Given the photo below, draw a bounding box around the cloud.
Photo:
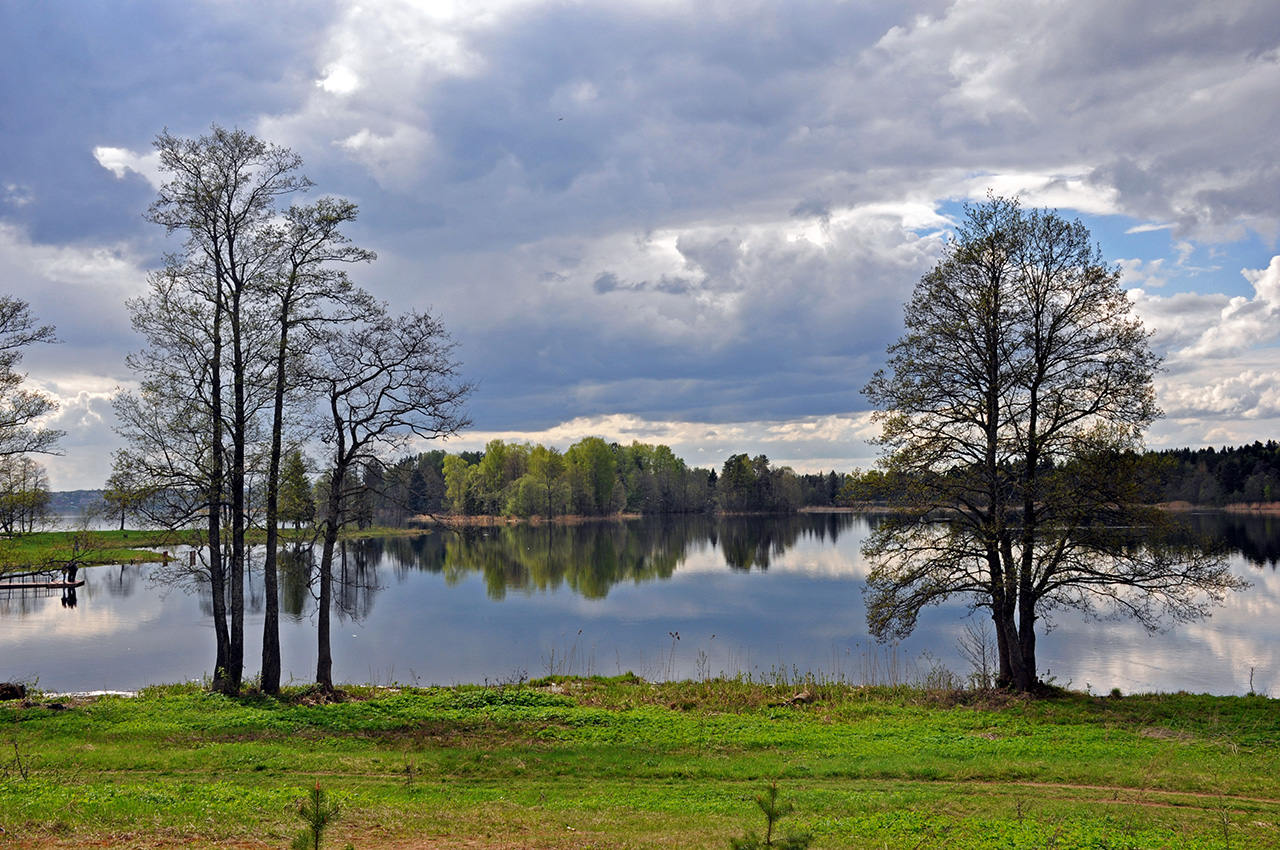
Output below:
[0,224,146,488]
[335,125,435,186]
[317,64,361,96]
[1117,258,1168,289]
[434,411,880,474]
[3,183,33,208]
[960,171,1121,216]
[414,201,942,433]
[5,0,1280,489]
[1132,257,1280,448]
[1178,256,1280,359]
[869,0,1280,240]
[93,147,164,188]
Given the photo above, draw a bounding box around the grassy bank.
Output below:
[0,529,180,572]
[0,526,433,573]
[2,678,1278,849]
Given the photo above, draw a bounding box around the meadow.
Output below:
[2,676,1278,849]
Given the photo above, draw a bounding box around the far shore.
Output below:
[5,501,1275,573]
[1160,500,1280,515]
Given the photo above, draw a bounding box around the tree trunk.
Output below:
[260,307,292,696]
[316,523,336,693]
[227,288,246,692]
[208,312,233,695]
[999,535,1035,692]
[316,451,346,694]
[986,547,1014,687]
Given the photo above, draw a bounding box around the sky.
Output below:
[2,0,1279,491]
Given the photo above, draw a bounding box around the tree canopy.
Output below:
[862,195,1243,692]
[0,295,61,462]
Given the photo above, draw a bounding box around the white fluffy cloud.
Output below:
[5,0,1280,486]
[1135,256,1280,362]
[92,147,164,189]
[1132,256,1280,447]
[439,411,880,473]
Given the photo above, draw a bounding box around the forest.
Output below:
[1154,440,1280,506]
[837,442,1280,514]
[300,439,1280,529]
[327,438,847,526]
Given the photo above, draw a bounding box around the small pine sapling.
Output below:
[729,782,811,849]
[292,782,340,850]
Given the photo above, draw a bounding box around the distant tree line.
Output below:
[845,441,1280,508]
[1154,441,1280,506]
[280,438,851,525]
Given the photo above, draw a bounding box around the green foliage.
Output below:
[5,681,1280,847]
[1156,440,1280,505]
[279,449,316,530]
[0,455,51,534]
[730,782,811,849]
[291,782,339,850]
[446,686,574,709]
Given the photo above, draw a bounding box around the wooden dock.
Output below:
[0,579,85,590]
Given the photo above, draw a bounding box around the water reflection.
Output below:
[365,513,859,597]
[2,511,1278,695]
[1182,512,1280,569]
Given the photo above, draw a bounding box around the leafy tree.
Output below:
[278,448,315,531]
[506,445,571,518]
[99,467,159,531]
[0,296,61,461]
[1155,441,1280,505]
[442,453,480,514]
[0,456,51,534]
[565,436,618,515]
[862,195,1243,692]
[719,454,755,512]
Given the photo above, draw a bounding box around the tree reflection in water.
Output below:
[5,511,1280,695]
[365,514,856,600]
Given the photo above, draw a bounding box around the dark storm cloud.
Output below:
[0,1,335,247]
[3,0,1280,486]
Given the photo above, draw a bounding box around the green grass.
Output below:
[0,526,434,572]
[2,678,1278,848]
[0,528,180,571]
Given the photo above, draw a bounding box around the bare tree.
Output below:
[306,303,471,692]
[257,199,374,695]
[119,125,307,694]
[863,195,1244,692]
[0,295,62,460]
[115,265,238,683]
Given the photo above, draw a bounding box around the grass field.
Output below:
[2,676,1278,849]
[0,526,431,573]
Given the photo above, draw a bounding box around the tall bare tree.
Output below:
[120,126,310,693]
[258,199,374,695]
[863,195,1243,692]
[307,303,471,692]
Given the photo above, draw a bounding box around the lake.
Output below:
[3,512,1278,696]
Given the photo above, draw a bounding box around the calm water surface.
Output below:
[3,512,1277,695]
